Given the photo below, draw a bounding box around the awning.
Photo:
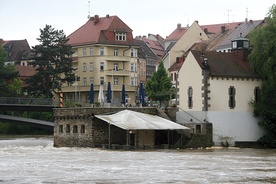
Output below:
[95,110,190,130]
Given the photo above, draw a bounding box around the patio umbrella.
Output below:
[121,84,126,107]
[107,82,112,103]
[89,83,94,106]
[139,82,145,106]
[98,85,104,106]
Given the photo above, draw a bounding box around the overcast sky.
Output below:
[1,0,274,47]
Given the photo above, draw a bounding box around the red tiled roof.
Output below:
[68,15,136,46]
[141,37,165,57]
[166,22,242,42]
[201,22,242,34]
[165,27,188,41]
[15,65,37,77]
[15,65,37,87]
[191,50,257,78]
[168,57,184,72]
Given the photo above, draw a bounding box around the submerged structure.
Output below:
[53,107,213,149]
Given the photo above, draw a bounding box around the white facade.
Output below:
[177,51,265,146]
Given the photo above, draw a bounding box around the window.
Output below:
[81,125,85,133]
[83,63,87,72]
[114,63,118,71]
[100,77,104,85]
[89,62,93,71]
[100,47,104,55]
[130,63,134,72]
[130,78,134,86]
[171,73,173,81]
[115,32,126,41]
[188,87,193,109]
[100,62,104,71]
[83,48,86,56]
[130,49,137,57]
[89,48,93,56]
[90,77,94,85]
[114,48,118,56]
[114,77,118,85]
[196,125,201,134]
[73,125,78,133]
[229,86,236,109]
[59,125,63,133]
[83,77,87,86]
[254,87,261,103]
[66,124,70,133]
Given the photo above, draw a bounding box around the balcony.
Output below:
[105,69,130,76]
[105,56,130,62]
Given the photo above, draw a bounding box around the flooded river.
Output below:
[0,136,275,184]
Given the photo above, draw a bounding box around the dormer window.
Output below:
[115,32,126,41]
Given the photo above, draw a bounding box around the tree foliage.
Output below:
[145,61,173,106]
[249,4,276,147]
[0,43,19,97]
[26,25,75,98]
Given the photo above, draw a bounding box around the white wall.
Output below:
[178,52,203,111]
[176,111,265,146]
[209,78,261,112]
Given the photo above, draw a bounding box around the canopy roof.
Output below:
[95,110,190,130]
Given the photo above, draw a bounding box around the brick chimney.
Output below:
[221,26,226,33]
[177,23,181,30]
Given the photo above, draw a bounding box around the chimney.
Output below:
[106,14,110,18]
[195,20,199,24]
[204,28,208,33]
[94,15,99,24]
[221,26,226,33]
[177,23,181,30]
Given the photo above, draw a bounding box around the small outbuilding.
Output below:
[95,110,190,149]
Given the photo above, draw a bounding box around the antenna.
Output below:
[227,10,232,24]
[87,1,91,19]
[246,7,250,21]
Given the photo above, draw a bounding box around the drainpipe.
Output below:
[123,46,131,56]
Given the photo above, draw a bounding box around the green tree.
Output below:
[26,25,75,98]
[8,78,23,96]
[249,4,276,147]
[145,61,173,107]
[0,43,19,97]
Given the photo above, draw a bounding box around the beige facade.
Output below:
[61,45,139,107]
[163,21,209,71]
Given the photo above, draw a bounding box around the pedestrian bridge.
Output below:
[0,97,56,131]
[0,114,53,131]
[0,97,59,112]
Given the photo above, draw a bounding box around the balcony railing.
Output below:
[61,84,137,93]
[105,69,130,76]
[105,56,130,62]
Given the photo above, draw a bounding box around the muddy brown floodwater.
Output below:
[0,137,275,183]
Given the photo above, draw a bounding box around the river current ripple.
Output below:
[0,137,275,184]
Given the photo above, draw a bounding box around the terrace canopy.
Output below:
[95,110,190,130]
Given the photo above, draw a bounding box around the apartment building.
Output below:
[62,15,139,106]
